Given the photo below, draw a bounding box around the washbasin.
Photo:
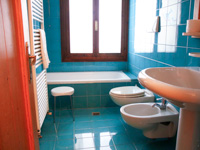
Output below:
[138,67,200,150]
[138,67,200,110]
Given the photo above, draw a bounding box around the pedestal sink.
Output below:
[138,67,200,150]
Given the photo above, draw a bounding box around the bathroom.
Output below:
[1,0,200,149]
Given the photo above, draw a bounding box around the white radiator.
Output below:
[36,70,49,128]
[27,0,49,134]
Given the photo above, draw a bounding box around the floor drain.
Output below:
[92,112,100,116]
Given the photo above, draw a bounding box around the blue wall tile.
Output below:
[87,84,101,96]
[101,95,117,107]
[128,0,200,77]
[74,97,87,109]
[73,84,87,96]
[101,83,114,95]
[88,96,101,108]
[177,0,190,25]
[47,81,138,109]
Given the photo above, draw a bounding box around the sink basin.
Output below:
[138,67,200,110]
[138,67,200,150]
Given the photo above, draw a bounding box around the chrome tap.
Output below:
[152,98,167,110]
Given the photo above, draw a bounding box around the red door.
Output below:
[0,0,38,149]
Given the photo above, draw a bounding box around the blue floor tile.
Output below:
[112,133,132,145]
[91,115,104,121]
[57,134,74,140]
[115,144,136,150]
[41,122,57,135]
[75,121,93,129]
[55,139,74,150]
[59,109,71,117]
[40,107,176,150]
[94,135,113,147]
[136,139,176,150]
[106,120,122,127]
[93,127,110,137]
[108,126,126,136]
[40,133,57,142]
[75,129,93,138]
[43,114,54,124]
[40,141,55,150]
[59,116,74,124]
[75,115,92,122]
[92,120,109,128]
[74,109,93,116]
[57,123,74,136]
[96,146,116,150]
[74,137,95,149]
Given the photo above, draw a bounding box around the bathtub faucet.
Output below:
[152,98,167,110]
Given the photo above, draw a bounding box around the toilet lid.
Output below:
[110,86,145,97]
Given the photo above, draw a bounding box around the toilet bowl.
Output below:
[120,103,179,138]
[109,86,155,106]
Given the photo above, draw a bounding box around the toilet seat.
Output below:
[109,92,145,98]
[109,86,155,106]
[110,86,145,97]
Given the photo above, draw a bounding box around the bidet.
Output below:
[120,103,179,139]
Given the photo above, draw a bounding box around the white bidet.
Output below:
[120,103,179,139]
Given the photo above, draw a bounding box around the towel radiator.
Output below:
[27,0,49,136]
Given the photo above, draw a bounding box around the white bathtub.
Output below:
[47,71,131,84]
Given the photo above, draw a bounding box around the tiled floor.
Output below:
[39,107,176,150]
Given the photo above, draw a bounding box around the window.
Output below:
[60,0,129,62]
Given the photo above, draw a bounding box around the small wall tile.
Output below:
[101,83,114,95]
[177,25,187,47]
[188,36,200,49]
[167,4,178,26]
[101,96,118,107]
[73,84,87,96]
[177,1,190,25]
[87,84,101,96]
[73,97,87,109]
[88,96,101,108]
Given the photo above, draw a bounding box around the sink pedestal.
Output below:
[176,108,200,150]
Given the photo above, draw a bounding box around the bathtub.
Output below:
[47,71,131,84]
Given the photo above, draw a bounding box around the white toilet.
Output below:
[109,86,155,106]
[120,103,179,139]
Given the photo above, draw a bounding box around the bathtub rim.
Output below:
[46,71,132,85]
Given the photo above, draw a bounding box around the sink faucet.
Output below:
[152,98,167,110]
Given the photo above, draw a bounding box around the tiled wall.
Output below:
[128,0,200,76]
[43,0,127,72]
[43,0,200,110]
[48,79,138,110]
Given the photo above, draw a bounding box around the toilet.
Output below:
[109,86,155,106]
[120,103,179,139]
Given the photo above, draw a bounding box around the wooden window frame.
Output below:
[60,0,129,62]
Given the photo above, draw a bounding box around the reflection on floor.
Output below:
[39,107,176,150]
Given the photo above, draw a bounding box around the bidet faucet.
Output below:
[152,98,167,110]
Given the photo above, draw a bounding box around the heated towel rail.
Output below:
[27,0,49,136]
